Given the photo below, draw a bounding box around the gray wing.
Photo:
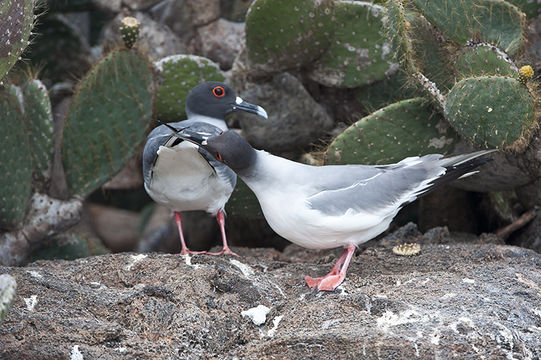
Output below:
[142,120,235,187]
[305,155,445,217]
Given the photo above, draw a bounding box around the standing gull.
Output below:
[175,126,494,290]
[142,82,267,255]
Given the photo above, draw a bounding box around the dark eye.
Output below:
[216,152,222,161]
[213,86,225,98]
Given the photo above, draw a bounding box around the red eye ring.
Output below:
[216,152,222,161]
[213,86,225,98]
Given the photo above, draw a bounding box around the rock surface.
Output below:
[1,226,541,359]
[234,73,334,153]
[195,19,245,70]
[103,12,187,61]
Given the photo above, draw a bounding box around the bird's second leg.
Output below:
[305,244,356,291]
[205,210,239,256]
[174,212,205,255]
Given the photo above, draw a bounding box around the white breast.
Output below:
[145,141,232,214]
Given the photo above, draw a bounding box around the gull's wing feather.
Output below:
[305,150,494,218]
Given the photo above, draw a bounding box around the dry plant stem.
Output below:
[495,208,537,240]
[0,193,82,266]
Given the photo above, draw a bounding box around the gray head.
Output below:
[186,82,267,120]
[179,129,257,173]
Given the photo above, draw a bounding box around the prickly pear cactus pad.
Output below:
[22,79,54,180]
[412,0,526,57]
[407,11,454,92]
[226,179,263,219]
[507,0,541,19]
[356,71,419,111]
[155,55,224,122]
[453,45,516,80]
[386,0,414,71]
[326,98,458,165]
[245,0,334,71]
[444,76,536,151]
[308,1,396,88]
[0,86,33,229]
[0,274,17,323]
[62,50,154,198]
[0,0,35,83]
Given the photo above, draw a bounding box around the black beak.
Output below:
[231,96,268,119]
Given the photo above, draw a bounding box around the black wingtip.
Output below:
[424,155,493,195]
[152,118,187,136]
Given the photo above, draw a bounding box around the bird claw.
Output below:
[179,249,206,256]
[305,273,345,292]
[204,247,239,256]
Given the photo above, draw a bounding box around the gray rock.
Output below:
[91,0,122,13]
[123,0,163,11]
[86,204,140,252]
[220,0,251,22]
[1,227,540,359]
[150,0,221,46]
[102,12,187,61]
[138,206,218,254]
[234,73,334,152]
[195,19,245,70]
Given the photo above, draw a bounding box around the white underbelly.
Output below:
[257,191,395,250]
[146,143,232,214]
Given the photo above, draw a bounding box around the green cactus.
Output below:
[518,65,534,85]
[62,49,154,198]
[22,79,54,182]
[326,98,458,165]
[245,0,334,71]
[407,11,455,92]
[453,44,516,80]
[30,233,109,261]
[0,85,33,229]
[155,55,225,122]
[507,0,541,19]
[24,14,92,84]
[386,0,415,73]
[412,0,526,57]
[0,274,17,323]
[356,71,419,112]
[226,179,263,219]
[444,76,536,151]
[308,1,396,88]
[0,0,36,83]
[120,17,140,49]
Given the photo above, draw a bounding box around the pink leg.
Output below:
[174,212,205,255]
[305,244,356,292]
[205,210,238,256]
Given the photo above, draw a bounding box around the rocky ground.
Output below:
[1,224,540,359]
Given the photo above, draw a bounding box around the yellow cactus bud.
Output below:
[120,17,140,49]
[518,65,534,85]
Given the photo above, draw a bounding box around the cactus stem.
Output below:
[413,72,445,110]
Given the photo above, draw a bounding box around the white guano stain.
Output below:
[241,305,270,326]
[24,295,38,312]
[70,345,83,360]
[230,259,255,279]
[125,254,147,271]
